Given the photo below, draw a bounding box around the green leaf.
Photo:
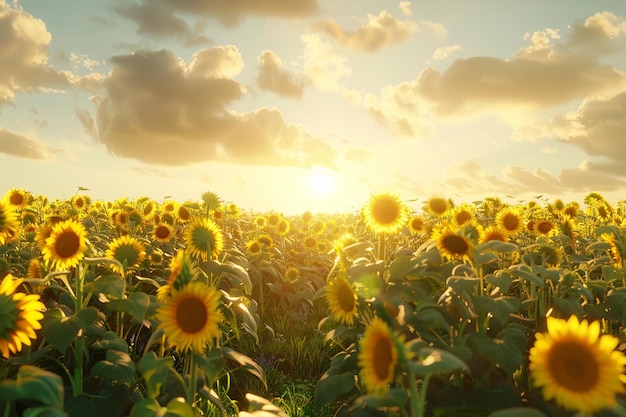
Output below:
[315,371,355,409]
[108,292,151,323]
[209,260,252,294]
[0,365,64,408]
[478,240,520,253]
[472,295,521,325]
[66,384,132,417]
[467,328,527,374]
[91,350,136,384]
[164,398,198,417]
[138,352,174,399]
[242,393,288,416]
[353,387,408,409]
[409,347,469,376]
[446,276,480,293]
[42,313,80,353]
[91,331,129,353]
[237,301,259,343]
[193,348,225,386]
[485,271,513,294]
[130,398,166,417]
[486,407,549,417]
[223,347,266,388]
[388,256,423,282]
[75,306,100,329]
[86,274,126,299]
[22,406,68,417]
[410,306,450,330]
[509,265,544,287]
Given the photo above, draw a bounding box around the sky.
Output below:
[2,0,626,215]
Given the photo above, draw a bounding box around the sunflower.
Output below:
[142,201,157,218]
[529,315,626,414]
[0,201,19,245]
[495,207,524,238]
[157,250,195,301]
[312,220,326,235]
[358,317,402,396]
[303,236,318,250]
[184,217,224,261]
[71,195,90,210]
[479,225,508,243]
[0,274,45,358]
[363,191,408,234]
[157,281,224,353]
[424,196,450,217]
[256,234,274,250]
[106,235,146,275]
[176,205,191,223]
[267,213,281,227]
[35,224,53,250]
[408,216,426,234]
[431,224,473,263]
[153,223,174,243]
[201,191,223,211]
[246,239,263,257]
[325,275,358,326]
[253,216,267,228]
[301,211,313,224]
[277,219,290,235]
[3,188,30,210]
[284,266,301,284]
[42,219,88,270]
[452,204,475,227]
[26,259,43,279]
[162,201,176,213]
[533,219,556,236]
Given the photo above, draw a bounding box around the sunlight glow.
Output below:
[307,167,337,196]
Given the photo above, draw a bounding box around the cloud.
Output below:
[116,0,320,32]
[0,2,74,108]
[0,127,56,160]
[114,1,212,46]
[549,92,626,175]
[256,50,307,98]
[94,48,337,168]
[301,32,351,91]
[314,10,417,52]
[432,45,461,60]
[347,11,626,135]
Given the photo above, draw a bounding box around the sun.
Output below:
[307,167,336,196]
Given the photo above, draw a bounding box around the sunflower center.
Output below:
[55,231,80,258]
[502,213,519,231]
[537,221,553,234]
[411,218,424,230]
[456,211,471,225]
[337,282,355,312]
[176,297,208,334]
[547,339,599,392]
[372,337,393,381]
[155,226,171,239]
[9,194,24,206]
[372,198,400,225]
[442,235,469,255]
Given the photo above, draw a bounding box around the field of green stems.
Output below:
[1,188,626,417]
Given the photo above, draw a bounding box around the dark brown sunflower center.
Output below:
[537,221,553,234]
[55,231,80,258]
[337,282,355,312]
[178,207,190,221]
[176,298,208,333]
[502,213,519,231]
[372,199,399,225]
[305,238,316,248]
[372,337,393,380]
[547,340,599,392]
[155,226,171,239]
[456,211,471,225]
[486,232,505,242]
[442,235,468,255]
[411,218,424,230]
[9,193,24,206]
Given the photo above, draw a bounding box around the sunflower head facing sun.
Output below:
[184,217,224,261]
[529,315,626,415]
[0,274,45,358]
[358,317,405,396]
[157,281,224,353]
[363,191,408,234]
[325,275,358,326]
[106,235,146,275]
[431,224,474,263]
[42,219,88,270]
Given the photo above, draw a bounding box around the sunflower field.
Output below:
[2,188,626,417]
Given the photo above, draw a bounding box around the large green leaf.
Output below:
[138,352,175,399]
[91,350,136,384]
[409,347,469,376]
[472,295,521,325]
[467,328,527,374]
[352,387,408,409]
[86,274,126,300]
[315,371,355,410]
[108,292,151,323]
[0,365,64,408]
[446,276,480,294]
[66,384,132,417]
[193,348,225,386]
[91,331,129,353]
[129,398,166,417]
[42,307,100,352]
[486,407,549,417]
[222,347,266,388]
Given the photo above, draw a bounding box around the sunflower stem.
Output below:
[73,263,85,397]
[186,350,197,405]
